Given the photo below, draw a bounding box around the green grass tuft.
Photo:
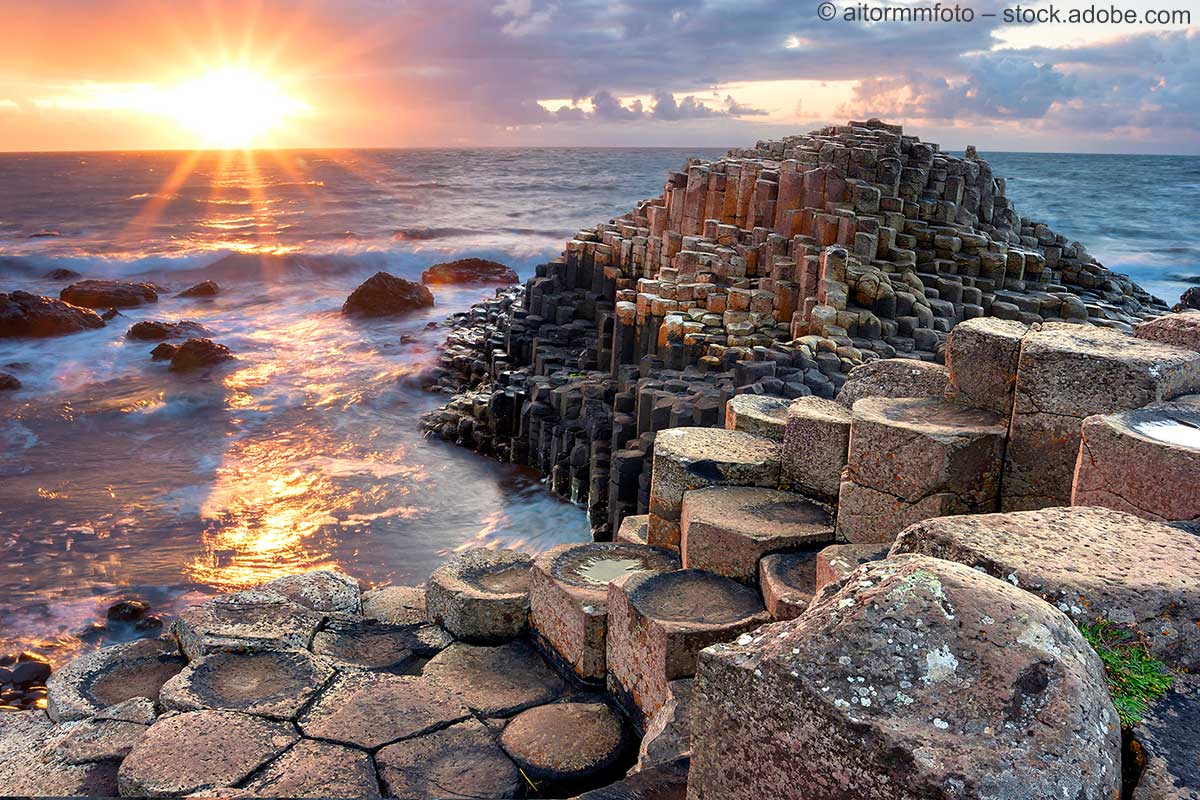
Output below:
[1079,620,1174,727]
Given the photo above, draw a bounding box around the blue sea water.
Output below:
[0,147,1196,660]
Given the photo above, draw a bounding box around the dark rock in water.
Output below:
[126,320,210,341]
[342,271,434,317]
[100,308,121,321]
[421,258,518,286]
[60,280,158,309]
[0,291,106,338]
[0,373,19,391]
[44,268,81,281]
[107,599,151,622]
[149,343,178,361]
[178,280,219,298]
[168,338,234,372]
[11,658,51,687]
[425,321,439,330]
[1174,287,1200,313]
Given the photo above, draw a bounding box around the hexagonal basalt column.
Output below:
[425,548,533,642]
[836,397,1007,543]
[499,702,629,793]
[240,739,381,798]
[945,317,1028,416]
[724,395,790,441]
[46,637,186,722]
[780,396,851,504]
[376,719,522,800]
[1072,396,1200,523]
[649,428,780,550]
[813,542,890,595]
[1004,324,1200,511]
[260,569,361,615]
[311,618,451,671]
[422,641,565,717]
[616,514,649,545]
[159,649,334,719]
[681,487,833,583]
[172,588,325,660]
[529,542,680,683]
[606,569,769,727]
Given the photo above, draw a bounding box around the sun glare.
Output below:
[166,68,308,149]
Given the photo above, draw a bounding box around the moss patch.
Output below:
[1079,621,1174,727]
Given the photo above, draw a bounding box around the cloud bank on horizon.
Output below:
[0,0,1195,153]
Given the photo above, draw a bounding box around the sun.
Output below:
[166,67,309,149]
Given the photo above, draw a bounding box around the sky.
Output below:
[0,0,1196,154]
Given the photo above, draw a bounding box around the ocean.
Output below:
[1,147,1197,661]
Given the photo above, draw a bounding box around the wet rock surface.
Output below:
[688,554,1121,800]
[160,649,334,719]
[117,710,297,796]
[60,279,159,309]
[125,319,210,341]
[178,280,220,298]
[376,718,522,800]
[0,371,20,390]
[168,337,235,372]
[0,290,106,338]
[499,702,629,790]
[421,258,519,286]
[422,641,565,717]
[343,271,434,316]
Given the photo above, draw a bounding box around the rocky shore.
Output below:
[3,121,1199,798]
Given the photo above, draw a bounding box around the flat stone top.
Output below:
[1103,396,1200,450]
[1134,311,1200,349]
[625,570,766,627]
[851,396,1006,435]
[434,547,532,598]
[499,702,626,779]
[683,487,832,539]
[786,395,851,423]
[655,427,780,464]
[540,542,680,599]
[950,316,1028,342]
[727,395,790,422]
[1025,322,1200,367]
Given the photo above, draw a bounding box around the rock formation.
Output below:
[343,271,434,316]
[60,280,159,309]
[421,258,519,286]
[1,291,105,338]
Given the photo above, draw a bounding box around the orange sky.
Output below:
[0,0,1196,153]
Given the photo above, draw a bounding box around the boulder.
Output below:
[45,267,82,280]
[1136,312,1200,351]
[149,342,177,361]
[649,427,780,549]
[529,542,680,682]
[46,637,185,722]
[891,506,1200,670]
[945,317,1028,415]
[606,569,770,726]
[499,702,629,791]
[239,739,381,798]
[159,649,334,718]
[117,710,297,796]
[1173,288,1200,314]
[342,271,434,316]
[780,396,851,503]
[724,395,789,441]
[376,718,522,800]
[1073,396,1200,522]
[125,319,210,341]
[422,641,565,717]
[1004,324,1200,510]
[178,280,220,298]
[0,372,20,391]
[311,618,450,670]
[0,291,105,338]
[297,671,470,749]
[361,584,427,625]
[680,486,833,583]
[421,258,519,286]
[172,587,325,660]
[168,338,235,372]
[60,279,158,309]
[425,547,532,641]
[615,514,649,545]
[688,554,1122,800]
[835,358,950,408]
